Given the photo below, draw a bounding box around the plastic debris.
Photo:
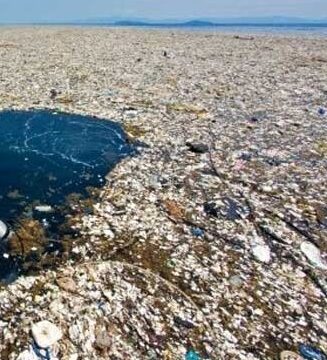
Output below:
[50,89,58,100]
[229,275,243,288]
[186,350,201,360]
[250,116,259,122]
[203,202,219,217]
[280,350,304,360]
[300,242,327,270]
[56,277,78,293]
[94,329,112,350]
[34,205,54,213]
[299,344,327,360]
[252,244,271,263]
[223,197,243,220]
[186,141,209,154]
[17,347,45,360]
[318,107,326,116]
[315,204,327,227]
[174,316,195,329]
[240,152,252,161]
[32,321,62,349]
[32,342,51,360]
[0,220,9,240]
[191,227,205,237]
[17,343,56,360]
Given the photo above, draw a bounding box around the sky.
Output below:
[0,0,326,23]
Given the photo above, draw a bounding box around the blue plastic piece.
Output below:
[32,341,51,360]
[191,227,205,237]
[299,344,327,360]
[318,107,326,116]
[186,350,201,360]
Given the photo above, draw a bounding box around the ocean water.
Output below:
[185,24,327,37]
[0,110,132,221]
[1,23,326,36]
[106,24,327,37]
[0,110,133,282]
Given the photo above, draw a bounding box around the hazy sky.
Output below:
[0,0,326,22]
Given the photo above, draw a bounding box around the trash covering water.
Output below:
[0,110,133,281]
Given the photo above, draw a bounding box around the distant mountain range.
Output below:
[73,16,327,27]
[3,16,326,26]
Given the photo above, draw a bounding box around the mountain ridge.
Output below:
[2,16,327,26]
[72,16,327,26]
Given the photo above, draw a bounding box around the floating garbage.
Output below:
[50,88,59,100]
[186,141,209,154]
[185,349,201,360]
[318,107,326,116]
[17,345,52,360]
[250,116,260,123]
[0,220,9,240]
[251,244,271,263]
[240,152,252,161]
[34,205,53,213]
[174,316,195,329]
[299,344,327,360]
[203,202,219,217]
[223,197,244,221]
[315,204,327,227]
[280,350,303,360]
[32,342,52,360]
[191,227,205,237]
[32,320,62,349]
[300,242,327,270]
[229,275,243,288]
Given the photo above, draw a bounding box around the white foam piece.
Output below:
[0,220,8,240]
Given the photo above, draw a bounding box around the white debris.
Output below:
[17,349,39,360]
[31,321,62,349]
[280,350,303,360]
[300,242,327,270]
[34,205,53,213]
[252,244,271,263]
[17,346,59,360]
[0,220,8,239]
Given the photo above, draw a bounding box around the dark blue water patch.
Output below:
[76,23,327,37]
[0,110,134,282]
